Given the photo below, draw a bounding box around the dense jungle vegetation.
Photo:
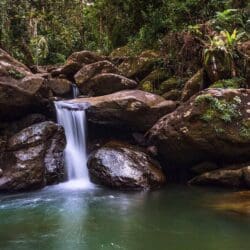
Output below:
[0,0,249,66]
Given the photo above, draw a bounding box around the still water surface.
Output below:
[0,184,249,250]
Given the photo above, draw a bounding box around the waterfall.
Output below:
[72,84,80,98]
[55,101,92,188]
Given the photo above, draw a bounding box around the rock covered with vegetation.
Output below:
[148,88,250,168]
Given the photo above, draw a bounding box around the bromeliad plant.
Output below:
[203,29,245,82]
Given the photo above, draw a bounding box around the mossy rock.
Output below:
[118,57,160,81]
[162,89,182,101]
[140,81,154,93]
[210,77,245,89]
[110,45,135,57]
[139,69,170,90]
[181,69,204,102]
[159,77,184,94]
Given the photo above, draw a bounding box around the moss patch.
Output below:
[7,69,25,79]
[210,77,245,89]
[195,94,242,123]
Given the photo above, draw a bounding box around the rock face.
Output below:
[52,50,105,78]
[0,121,66,191]
[67,90,177,132]
[88,141,166,190]
[47,77,72,97]
[148,88,250,167]
[0,49,50,121]
[77,73,138,96]
[74,60,120,91]
[189,163,250,188]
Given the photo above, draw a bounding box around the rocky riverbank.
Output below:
[0,44,249,192]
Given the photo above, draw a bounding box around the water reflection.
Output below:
[0,186,250,250]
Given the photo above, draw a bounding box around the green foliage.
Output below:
[0,0,247,65]
[211,77,245,88]
[195,94,241,123]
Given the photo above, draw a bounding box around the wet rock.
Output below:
[189,163,250,188]
[148,88,250,167]
[212,191,250,216]
[0,121,66,191]
[88,141,166,190]
[67,90,177,132]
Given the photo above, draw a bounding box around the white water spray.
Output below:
[55,102,92,188]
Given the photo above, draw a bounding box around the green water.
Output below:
[0,184,249,250]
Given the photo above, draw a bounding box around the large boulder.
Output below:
[88,141,166,190]
[51,50,105,79]
[0,49,50,121]
[76,73,138,96]
[74,60,120,90]
[64,90,177,132]
[0,121,66,191]
[148,88,250,167]
[47,77,72,97]
[189,162,250,188]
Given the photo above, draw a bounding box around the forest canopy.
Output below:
[0,0,249,65]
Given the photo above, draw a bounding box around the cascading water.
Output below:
[55,101,92,188]
[72,84,80,98]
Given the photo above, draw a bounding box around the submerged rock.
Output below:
[148,88,250,167]
[88,141,166,190]
[189,162,250,188]
[211,191,250,216]
[67,90,177,132]
[0,121,66,191]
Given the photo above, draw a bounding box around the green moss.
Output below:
[239,120,250,139]
[195,94,242,123]
[7,69,25,79]
[140,69,169,91]
[141,81,154,93]
[211,77,245,89]
[159,77,184,94]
